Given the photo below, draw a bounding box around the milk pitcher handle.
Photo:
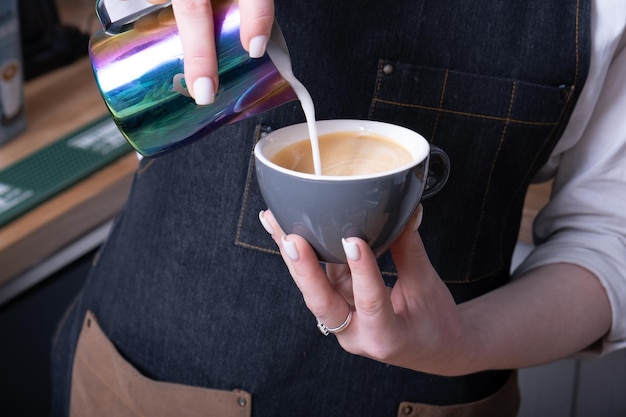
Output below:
[96,0,171,34]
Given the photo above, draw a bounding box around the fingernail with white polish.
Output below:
[342,238,360,262]
[258,210,274,235]
[281,236,299,261]
[248,35,268,58]
[413,204,424,231]
[193,77,215,105]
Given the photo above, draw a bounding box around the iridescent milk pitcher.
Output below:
[90,0,297,157]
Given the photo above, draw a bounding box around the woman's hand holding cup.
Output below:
[254,118,464,373]
[259,208,475,376]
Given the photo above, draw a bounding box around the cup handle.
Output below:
[422,145,450,199]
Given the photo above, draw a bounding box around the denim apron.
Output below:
[52,0,590,416]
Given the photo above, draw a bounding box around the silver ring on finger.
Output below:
[316,308,352,336]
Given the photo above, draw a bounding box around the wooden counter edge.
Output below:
[0,154,138,285]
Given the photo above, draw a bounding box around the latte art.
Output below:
[270,131,413,176]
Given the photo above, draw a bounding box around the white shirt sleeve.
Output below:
[513,1,626,356]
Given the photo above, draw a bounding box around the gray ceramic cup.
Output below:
[254,119,450,263]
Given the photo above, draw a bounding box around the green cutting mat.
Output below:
[0,116,133,227]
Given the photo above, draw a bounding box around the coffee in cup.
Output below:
[270,131,414,176]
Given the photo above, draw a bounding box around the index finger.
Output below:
[341,238,394,321]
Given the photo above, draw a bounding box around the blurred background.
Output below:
[0,1,624,416]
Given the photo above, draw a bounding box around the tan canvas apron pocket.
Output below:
[70,310,252,417]
[396,371,520,417]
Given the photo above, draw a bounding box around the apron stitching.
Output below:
[430,69,449,143]
[465,81,517,281]
[368,60,386,119]
[371,98,558,126]
[236,240,281,255]
[235,124,264,248]
[235,123,282,256]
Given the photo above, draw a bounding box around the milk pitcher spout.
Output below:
[90,0,297,157]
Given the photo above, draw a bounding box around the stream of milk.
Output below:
[265,29,322,175]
